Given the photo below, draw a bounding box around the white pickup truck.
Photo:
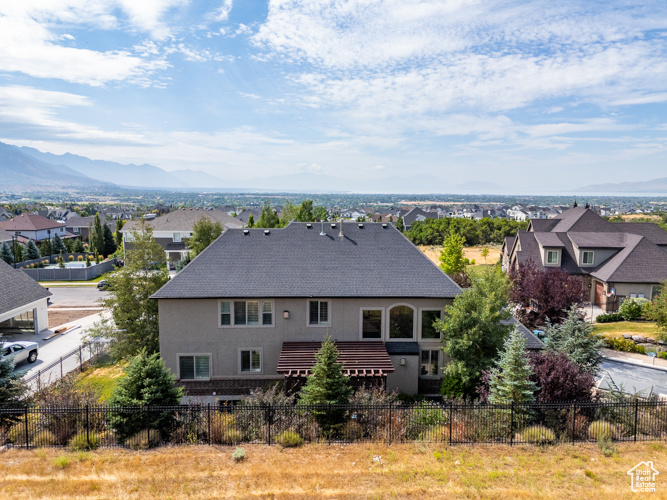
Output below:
[1,341,39,366]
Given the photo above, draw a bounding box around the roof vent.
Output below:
[264,229,270,235]
[243,229,249,235]
[320,220,326,236]
[358,223,364,228]
[331,223,336,229]
[306,223,312,228]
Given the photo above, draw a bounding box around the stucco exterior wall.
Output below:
[158,296,453,394]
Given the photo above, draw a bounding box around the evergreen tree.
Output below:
[545,306,605,374]
[63,237,74,253]
[25,240,40,260]
[58,251,65,268]
[114,219,124,246]
[107,350,184,442]
[0,242,13,264]
[435,266,512,397]
[439,232,469,275]
[488,328,538,406]
[40,238,52,257]
[247,213,255,228]
[296,199,315,222]
[92,213,105,256]
[52,233,66,254]
[299,336,352,436]
[256,201,280,228]
[313,206,328,221]
[0,338,28,426]
[14,243,25,263]
[73,238,85,253]
[396,216,404,232]
[186,216,223,256]
[102,223,117,256]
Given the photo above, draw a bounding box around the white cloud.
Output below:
[208,1,234,23]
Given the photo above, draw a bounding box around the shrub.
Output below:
[8,426,57,446]
[619,298,650,321]
[209,414,243,445]
[232,447,246,462]
[52,456,71,469]
[520,425,556,445]
[68,255,74,261]
[125,429,161,450]
[596,313,624,323]
[528,351,596,402]
[68,432,100,451]
[588,420,619,441]
[342,420,364,441]
[658,352,667,360]
[604,337,646,354]
[275,430,303,447]
[77,255,84,262]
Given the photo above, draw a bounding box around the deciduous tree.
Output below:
[186,216,223,256]
[439,232,469,275]
[528,351,596,402]
[296,200,315,222]
[256,201,280,228]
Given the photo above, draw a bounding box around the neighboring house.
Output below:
[0,214,72,243]
[0,210,12,222]
[402,208,438,231]
[0,260,51,335]
[152,221,463,398]
[234,209,260,225]
[503,206,667,312]
[65,216,115,241]
[122,208,243,267]
[0,227,13,245]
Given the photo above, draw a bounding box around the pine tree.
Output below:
[0,338,28,426]
[107,350,184,442]
[299,336,352,436]
[396,216,404,232]
[488,328,538,406]
[52,233,66,254]
[40,238,52,257]
[102,223,117,256]
[73,238,85,253]
[92,213,105,256]
[545,306,606,374]
[0,242,13,264]
[25,240,40,260]
[247,213,255,228]
[114,219,124,246]
[14,243,25,263]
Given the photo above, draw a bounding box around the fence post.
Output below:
[510,402,515,446]
[24,407,29,449]
[86,404,90,447]
[449,401,453,446]
[572,402,576,445]
[266,403,272,445]
[388,405,392,445]
[207,403,211,446]
[60,357,63,379]
[37,370,41,392]
[634,400,639,442]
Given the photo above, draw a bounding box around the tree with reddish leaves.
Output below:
[509,260,586,329]
[528,351,596,402]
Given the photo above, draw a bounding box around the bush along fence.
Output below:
[1,400,666,450]
[23,340,111,393]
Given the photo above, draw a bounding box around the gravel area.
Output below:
[48,309,102,328]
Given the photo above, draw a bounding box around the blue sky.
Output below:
[1,1,667,193]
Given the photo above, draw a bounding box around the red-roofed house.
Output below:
[0,214,71,243]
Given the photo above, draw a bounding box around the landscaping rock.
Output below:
[632,335,646,343]
[646,338,657,344]
[622,334,633,340]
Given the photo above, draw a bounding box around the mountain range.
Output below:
[576,178,667,194]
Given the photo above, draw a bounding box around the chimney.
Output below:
[339,218,343,238]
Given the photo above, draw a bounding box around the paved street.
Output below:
[45,286,109,307]
[597,358,667,398]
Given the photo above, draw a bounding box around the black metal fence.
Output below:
[1,400,666,449]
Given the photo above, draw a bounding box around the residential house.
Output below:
[65,216,115,241]
[151,221,463,398]
[402,208,439,231]
[0,214,73,244]
[503,206,667,312]
[122,207,243,267]
[0,260,51,335]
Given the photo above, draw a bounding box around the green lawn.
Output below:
[592,320,662,339]
[73,359,127,402]
[465,264,495,277]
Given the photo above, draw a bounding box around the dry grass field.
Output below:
[593,321,661,340]
[1,442,665,499]
[419,245,502,266]
[618,214,662,221]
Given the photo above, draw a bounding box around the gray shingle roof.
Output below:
[122,208,242,233]
[534,232,565,248]
[0,260,51,316]
[611,222,667,246]
[153,222,462,299]
[501,318,545,350]
[567,232,628,249]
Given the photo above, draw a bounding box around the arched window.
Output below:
[389,305,414,339]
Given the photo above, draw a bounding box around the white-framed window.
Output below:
[308,299,331,327]
[420,350,440,377]
[219,300,274,327]
[173,232,182,242]
[60,227,64,232]
[419,309,443,340]
[240,349,262,373]
[582,251,594,265]
[178,354,211,380]
[360,308,383,339]
[388,304,415,339]
[546,250,559,265]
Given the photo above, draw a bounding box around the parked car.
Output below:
[1,341,38,365]
[97,279,110,290]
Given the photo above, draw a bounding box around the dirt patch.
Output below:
[419,245,501,266]
[48,310,100,329]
